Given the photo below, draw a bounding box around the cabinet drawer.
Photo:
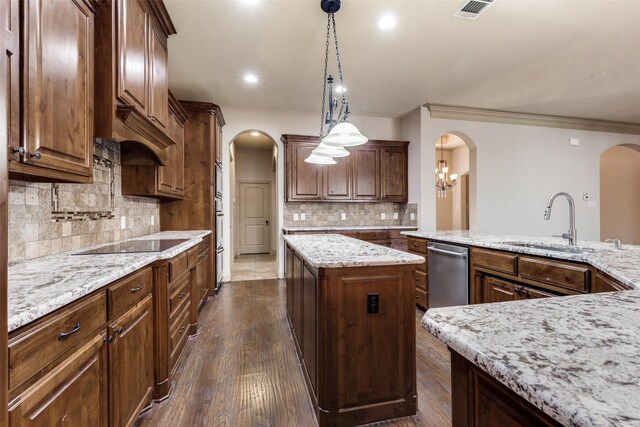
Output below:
[519,257,590,293]
[201,235,211,253]
[358,231,388,241]
[415,287,427,309]
[187,246,199,269]
[107,267,152,318]
[169,251,189,282]
[472,248,518,276]
[410,253,427,272]
[169,274,190,320]
[9,291,107,391]
[169,305,190,366]
[415,270,428,291]
[407,237,427,254]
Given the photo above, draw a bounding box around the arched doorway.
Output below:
[600,144,640,244]
[434,134,470,230]
[229,130,278,281]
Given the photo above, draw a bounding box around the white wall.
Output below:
[221,105,400,281]
[401,107,640,242]
[451,145,470,230]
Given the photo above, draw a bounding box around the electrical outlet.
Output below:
[293,213,299,221]
[301,213,306,221]
[393,212,399,220]
[120,216,126,230]
[381,213,386,220]
[341,213,346,220]
[367,293,379,314]
[150,215,155,226]
[410,213,416,221]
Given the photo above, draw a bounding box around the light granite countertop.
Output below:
[423,291,640,427]
[282,225,418,232]
[8,230,211,332]
[402,230,640,290]
[283,234,424,269]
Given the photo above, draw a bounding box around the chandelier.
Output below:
[435,136,458,198]
[305,0,368,165]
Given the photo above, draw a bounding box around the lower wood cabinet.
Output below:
[8,332,109,427]
[108,295,154,427]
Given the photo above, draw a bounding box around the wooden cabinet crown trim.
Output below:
[179,100,225,126]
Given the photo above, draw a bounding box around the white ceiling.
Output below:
[165,0,640,123]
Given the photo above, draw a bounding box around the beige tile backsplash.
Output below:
[283,202,417,228]
[8,139,160,263]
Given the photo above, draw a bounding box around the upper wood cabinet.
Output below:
[283,135,409,203]
[121,91,187,199]
[95,0,176,157]
[2,0,19,168]
[8,0,95,183]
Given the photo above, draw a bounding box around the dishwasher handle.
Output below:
[427,245,467,258]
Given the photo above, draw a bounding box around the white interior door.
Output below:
[239,182,270,254]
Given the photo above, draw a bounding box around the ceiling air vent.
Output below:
[453,0,494,20]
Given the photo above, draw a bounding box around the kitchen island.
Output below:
[405,230,640,426]
[283,234,424,427]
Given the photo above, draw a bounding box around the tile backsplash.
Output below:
[283,202,417,228]
[8,139,160,263]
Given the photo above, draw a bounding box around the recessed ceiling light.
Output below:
[251,131,260,137]
[244,73,258,84]
[239,0,259,4]
[378,14,396,30]
[335,85,346,94]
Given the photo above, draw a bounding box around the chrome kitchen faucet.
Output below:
[544,192,577,246]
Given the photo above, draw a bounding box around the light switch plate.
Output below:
[393,212,399,220]
[150,215,155,226]
[301,213,306,221]
[381,213,386,220]
[120,216,126,230]
[293,213,299,221]
[341,213,346,220]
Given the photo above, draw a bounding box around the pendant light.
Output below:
[305,0,368,165]
[435,136,458,198]
[304,153,337,165]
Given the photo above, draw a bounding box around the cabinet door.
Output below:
[117,0,149,113]
[481,276,521,303]
[285,245,294,321]
[215,121,222,165]
[174,120,186,195]
[323,154,351,200]
[288,143,323,201]
[352,146,380,200]
[8,333,108,427]
[381,147,407,202]
[23,0,94,177]
[1,0,19,164]
[198,250,211,305]
[109,295,154,427]
[292,253,304,350]
[148,20,168,130]
[157,109,176,194]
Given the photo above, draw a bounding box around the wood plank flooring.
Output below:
[136,280,451,427]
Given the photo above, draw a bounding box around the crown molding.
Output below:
[425,104,640,135]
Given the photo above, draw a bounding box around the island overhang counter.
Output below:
[283,234,424,427]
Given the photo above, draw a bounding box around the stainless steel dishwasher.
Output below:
[427,242,469,308]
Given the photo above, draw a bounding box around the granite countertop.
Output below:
[423,291,640,427]
[283,234,424,269]
[402,230,640,290]
[282,225,418,232]
[8,230,211,332]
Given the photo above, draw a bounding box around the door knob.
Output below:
[266,220,269,225]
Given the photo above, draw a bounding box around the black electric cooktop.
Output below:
[74,239,189,255]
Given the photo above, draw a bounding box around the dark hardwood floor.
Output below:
[136,280,451,427]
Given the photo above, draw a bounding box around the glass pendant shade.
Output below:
[312,142,350,158]
[321,122,368,147]
[304,153,337,165]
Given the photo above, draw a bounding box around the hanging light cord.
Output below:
[331,13,347,107]
[319,14,331,138]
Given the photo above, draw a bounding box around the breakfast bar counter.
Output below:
[283,234,423,426]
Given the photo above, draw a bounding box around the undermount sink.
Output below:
[502,242,596,254]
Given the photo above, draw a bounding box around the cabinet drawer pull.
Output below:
[415,294,420,300]
[130,285,143,293]
[114,326,124,336]
[58,322,81,341]
[179,327,185,335]
[179,292,185,299]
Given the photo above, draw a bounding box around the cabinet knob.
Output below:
[29,151,41,160]
[11,146,25,155]
[179,292,185,299]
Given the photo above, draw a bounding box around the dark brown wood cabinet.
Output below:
[9,0,95,183]
[95,0,176,156]
[283,135,409,203]
[284,242,417,426]
[108,295,154,427]
[122,91,187,199]
[8,332,109,427]
[408,237,428,309]
[161,101,225,295]
[593,271,631,293]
